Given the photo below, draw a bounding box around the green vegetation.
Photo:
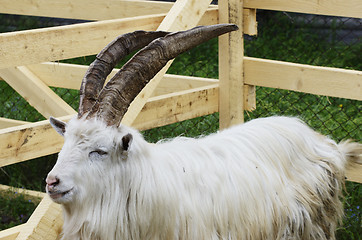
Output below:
[0,12,360,239]
[0,189,41,230]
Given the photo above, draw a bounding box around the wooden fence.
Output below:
[0,0,361,239]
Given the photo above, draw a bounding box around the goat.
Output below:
[46,24,361,240]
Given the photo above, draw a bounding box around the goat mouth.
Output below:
[48,188,73,200]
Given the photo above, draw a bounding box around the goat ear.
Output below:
[49,117,66,136]
[122,133,133,151]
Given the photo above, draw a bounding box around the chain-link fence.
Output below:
[0,6,361,239]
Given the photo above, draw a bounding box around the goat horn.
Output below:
[78,30,170,118]
[87,24,239,126]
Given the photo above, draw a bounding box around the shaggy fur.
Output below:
[46,116,361,240]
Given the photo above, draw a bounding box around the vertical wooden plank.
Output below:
[218,0,244,129]
[243,8,257,36]
[121,0,213,126]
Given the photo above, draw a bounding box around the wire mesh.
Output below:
[0,8,360,239]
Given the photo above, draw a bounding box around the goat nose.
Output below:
[46,175,60,186]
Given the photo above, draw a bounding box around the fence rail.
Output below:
[0,0,361,239]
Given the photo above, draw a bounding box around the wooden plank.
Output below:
[346,166,362,184]
[135,83,255,129]
[0,184,46,199]
[244,0,361,18]
[26,61,255,109]
[152,75,218,96]
[0,0,217,25]
[0,66,76,118]
[243,8,257,36]
[0,114,73,168]
[25,62,219,95]
[244,57,362,100]
[0,92,359,182]
[121,0,213,126]
[157,0,213,32]
[0,84,254,167]
[26,62,87,90]
[15,196,63,240]
[218,0,245,129]
[0,6,256,70]
[0,0,173,20]
[0,224,24,240]
[39,56,359,102]
[244,85,256,111]
[133,84,219,130]
[0,14,165,69]
[199,8,219,26]
[0,118,28,129]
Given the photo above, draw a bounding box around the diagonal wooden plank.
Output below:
[0,224,24,240]
[121,0,213,126]
[0,66,76,118]
[15,196,63,240]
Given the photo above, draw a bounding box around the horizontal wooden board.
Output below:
[244,57,362,100]
[244,0,361,18]
[0,0,218,23]
[0,0,173,20]
[25,62,255,108]
[0,118,28,129]
[0,115,72,168]
[0,111,360,184]
[0,14,165,69]
[0,84,219,166]
[0,6,260,69]
[153,75,218,96]
[25,62,218,95]
[0,184,46,198]
[0,82,252,168]
[133,84,219,130]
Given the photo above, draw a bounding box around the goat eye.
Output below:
[89,149,108,158]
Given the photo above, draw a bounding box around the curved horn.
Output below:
[78,30,169,118]
[88,24,239,126]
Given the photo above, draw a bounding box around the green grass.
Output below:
[0,12,360,238]
[0,189,41,230]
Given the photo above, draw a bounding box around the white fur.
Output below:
[46,116,359,240]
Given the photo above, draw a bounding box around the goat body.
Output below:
[47,116,361,240]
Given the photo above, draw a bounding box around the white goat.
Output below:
[46,25,361,240]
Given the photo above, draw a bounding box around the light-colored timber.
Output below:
[0,0,361,238]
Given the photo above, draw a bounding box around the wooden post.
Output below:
[218,0,244,129]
